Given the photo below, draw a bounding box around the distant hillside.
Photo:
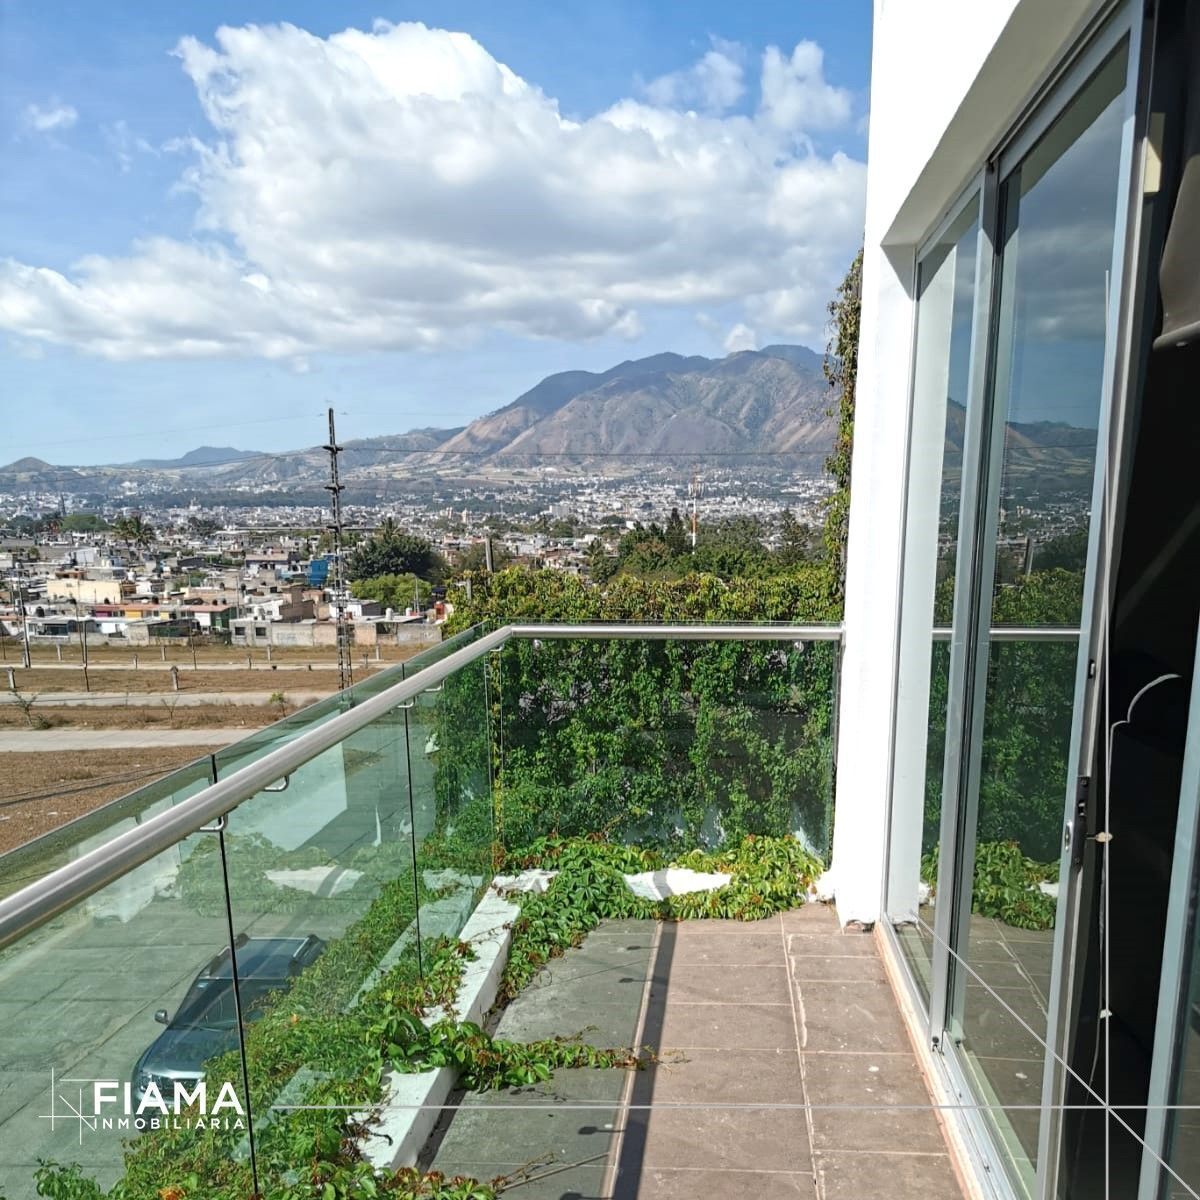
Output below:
[125,446,264,469]
[430,345,834,466]
[1,344,850,495]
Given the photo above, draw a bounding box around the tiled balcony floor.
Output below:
[427,907,966,1198]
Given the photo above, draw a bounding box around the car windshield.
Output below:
[169,979,279,1031]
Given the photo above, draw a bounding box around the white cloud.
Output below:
[103,120,156,172]
[24,101,78,133]
[642,37,746,113]
[0,21,865,361]
[723,322,757,352]
[759,42,851,133]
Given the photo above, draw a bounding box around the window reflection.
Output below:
[950,48,1128,1187]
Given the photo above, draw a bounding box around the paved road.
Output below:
[0,729,251,751]
[0,690,332,707]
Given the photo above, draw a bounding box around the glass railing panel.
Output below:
[215,697,420,1191]
[0,756,216,902]
[212,692,351,776]
[408,654,495,956]
[0,832,252,1199]
[0,630,485,898]
[496,636,837,858]
[348,622,486,703]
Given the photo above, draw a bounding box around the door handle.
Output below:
[1066,775,1090,867]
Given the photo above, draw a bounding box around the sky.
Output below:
[0,0,872,465]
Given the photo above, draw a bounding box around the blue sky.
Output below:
[1,1,871,464]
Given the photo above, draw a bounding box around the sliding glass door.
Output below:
[888,11,1142,1199]
[944,43,1130,1193]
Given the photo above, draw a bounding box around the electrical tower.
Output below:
[324,408,354,693]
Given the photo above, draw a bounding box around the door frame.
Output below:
[881,3,1153,1196]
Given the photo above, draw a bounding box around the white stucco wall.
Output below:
[830,0,1107,923]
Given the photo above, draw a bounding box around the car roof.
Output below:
[200,936,313,981]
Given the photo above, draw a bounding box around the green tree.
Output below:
[61,513,110,533]
[778,509,813,566]
[454,540,514,575]
[354,573,433,612]
[823,249,862,600]
[586,538,616,584]
[346,522,445,582]
[664,507,689,556]
[187,515,220,538]
[112,513,156,550]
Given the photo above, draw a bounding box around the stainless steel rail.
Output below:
[931,626,1081,641]
[510,623,844,640]
[0,622,843,951]
[0,626,504,951]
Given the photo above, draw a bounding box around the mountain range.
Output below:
[2,344,1098,502]
[0,344,837,493]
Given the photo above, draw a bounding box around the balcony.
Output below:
[0,625,965,1200]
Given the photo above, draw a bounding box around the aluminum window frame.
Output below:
[880,4,1146,1197]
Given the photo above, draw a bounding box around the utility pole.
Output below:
[13,565,32,670]
[324,407,354,693]
[74,596,90,693]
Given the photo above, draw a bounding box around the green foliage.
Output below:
[186,516,220,538]
[921,840,1057,930]
[355,573,433,612]
[491,636,835,852]
[112,513,156,549]
[925,567,1084,865]
[606,514,814,583]
[32,1159,496,1200]
[499,835,823,1000]
[60,513,110,533]
[347,519,444,584]
[664,507,688,556]
[778,509,814,567]
[452,542,514,575]
[823,250,862,597]
[446,564,839,631]
[443,570,839,856]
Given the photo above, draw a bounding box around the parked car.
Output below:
[133,933,325,1103]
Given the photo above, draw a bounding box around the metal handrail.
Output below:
[930,626,1081,641]
[0,621,843,951]
[510,622,843,640]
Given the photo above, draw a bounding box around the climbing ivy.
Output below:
[822,249,862,598]
[921,840,1057,931]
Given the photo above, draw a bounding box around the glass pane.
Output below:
[496,637,836,857]
[891,197,981,1003]
[0,835,252,1197]
[0,756,215,901]
[950,46,1128,1188]
[213,692,350,776]
[218,702,419,1192]
[1159,907,1200,1198]
[408,655,495,958]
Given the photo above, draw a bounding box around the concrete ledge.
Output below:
[361,880,521,1170]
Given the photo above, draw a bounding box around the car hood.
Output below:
[136,1024,238,1079]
